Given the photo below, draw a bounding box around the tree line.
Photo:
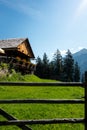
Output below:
[35,49,80,82]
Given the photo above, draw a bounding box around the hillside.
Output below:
[73,48,87,75]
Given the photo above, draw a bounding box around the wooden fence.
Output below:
[0,72,87,130]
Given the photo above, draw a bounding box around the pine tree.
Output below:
[35,56,43,78]
[63,50,74,82]
[52,49,62,80]
[35,53,50,79]
[74,62,80,82]
[49,61,55,79]
[42,53,50,79]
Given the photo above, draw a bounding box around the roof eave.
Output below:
[26,38,35,58]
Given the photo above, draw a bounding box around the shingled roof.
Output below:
[0,38,26,49]
[0,38,35,58]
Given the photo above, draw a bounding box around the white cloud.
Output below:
[60,50,67,56]
[0,0,42,19]
[49,46,86,59]
[60,49,75,56]
[71,46,85,54]
[18,3,42,19]
[60,47,85,56]
[78,46,84,50]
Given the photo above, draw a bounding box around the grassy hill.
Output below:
[0,74,84,130]
[0,72,57,82]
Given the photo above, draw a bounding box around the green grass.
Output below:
[0,74,85,130]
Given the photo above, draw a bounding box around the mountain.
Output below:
[73,48,87,75]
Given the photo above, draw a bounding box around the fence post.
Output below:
[85,71,87,130]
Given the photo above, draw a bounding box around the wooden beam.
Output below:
[0,118,84,126]
[0,99,84,104]
[0,82,83,87]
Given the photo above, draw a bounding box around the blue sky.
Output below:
[0,0,87,59]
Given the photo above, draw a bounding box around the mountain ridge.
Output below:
[73,48,87,75]
[73,48,87,57]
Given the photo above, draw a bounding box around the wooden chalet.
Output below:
[0,38,36,74]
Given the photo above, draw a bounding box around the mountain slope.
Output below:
[73,48,87,74]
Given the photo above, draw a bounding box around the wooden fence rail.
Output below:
[0,72,87,130]
[0,99,84,104]
[0,108,32,130]
[0,118,84,126]
[0,81,83,86]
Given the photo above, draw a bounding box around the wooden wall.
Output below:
[17,41,33,58]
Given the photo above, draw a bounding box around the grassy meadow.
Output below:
[0,74,85,130]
